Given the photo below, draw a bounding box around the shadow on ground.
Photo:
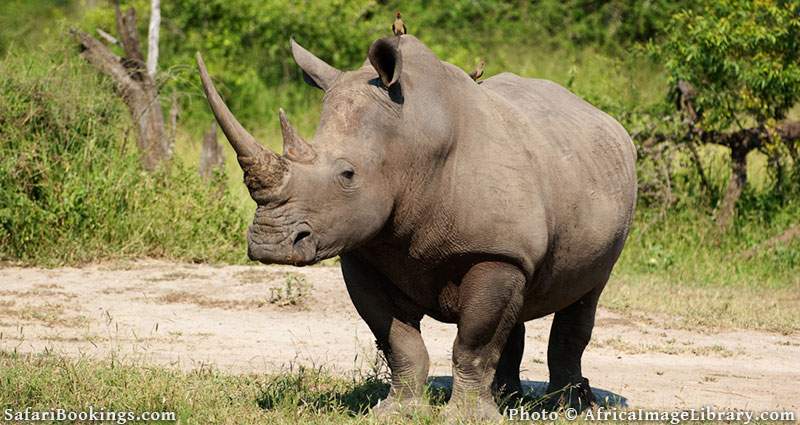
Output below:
[256,372,390,415]
[427,376,628,408]
[256,371,626,417]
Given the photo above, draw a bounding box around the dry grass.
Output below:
[0,288,76,300]
[0,302,88,328]
[234,269,281,284]
[154,291,265,310]
[99,285,138,295]
[144,271,210,282]
[602,274,800,334]
[595,336,738,357]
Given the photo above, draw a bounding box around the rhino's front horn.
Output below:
[196,52,279,166]
[279,108,316,163]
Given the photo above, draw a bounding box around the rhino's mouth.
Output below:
[247,222,318,266]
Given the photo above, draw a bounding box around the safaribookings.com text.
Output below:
[4,407,175,424]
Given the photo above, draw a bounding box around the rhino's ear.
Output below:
[291,38,341,91]
[368,37,402,88]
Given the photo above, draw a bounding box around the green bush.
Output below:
[0,43,248,265]
[653,0,800,131]
[0,0,75,54]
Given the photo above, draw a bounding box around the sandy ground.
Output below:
[1,260,798,412]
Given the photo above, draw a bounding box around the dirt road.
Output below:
[1,261,797,411]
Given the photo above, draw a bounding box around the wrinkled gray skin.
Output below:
[197,35,636,421]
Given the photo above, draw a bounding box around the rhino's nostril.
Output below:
[293,230,311,245]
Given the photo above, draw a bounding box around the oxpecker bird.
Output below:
[392,12,407,36]
[469,60,485,81]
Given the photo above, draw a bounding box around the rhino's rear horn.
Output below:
[196,52,280,168]
[279,108,316,163]
[291,38,341,91]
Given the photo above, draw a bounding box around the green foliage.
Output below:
[527,0,694,48]
[1,0,797,288]
[78,0,694,132]
[652,0,800,131]
[0,44,248,264]
[0,0,75,54]
[79,0,376,129]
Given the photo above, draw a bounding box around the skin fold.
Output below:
[197,34,637,422]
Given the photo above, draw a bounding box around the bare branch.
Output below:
[71,28,141,102]
[147,0,160,77]
[741,225,800,259]
[96,28,118,45]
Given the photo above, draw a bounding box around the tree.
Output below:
[71,0,169,171]
[653,0,800,228]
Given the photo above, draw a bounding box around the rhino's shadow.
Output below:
[426,376,628,408]
[257,375,626,417]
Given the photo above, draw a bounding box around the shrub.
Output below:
[0,43,248,264]
[654,0,800,131]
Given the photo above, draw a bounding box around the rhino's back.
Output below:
[481,72,636,183]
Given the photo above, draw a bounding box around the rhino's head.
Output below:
[197,36,459,266]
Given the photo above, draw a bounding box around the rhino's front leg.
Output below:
[444,261,526,423]
[340,254,430,417]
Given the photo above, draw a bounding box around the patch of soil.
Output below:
[0,260,797,411]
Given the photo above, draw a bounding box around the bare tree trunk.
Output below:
[686,139,712,198]
[716,144,748,229]
[72,3,169,171]
[147,0,160,78]
[199,122,224,181]
[168,93,179,157]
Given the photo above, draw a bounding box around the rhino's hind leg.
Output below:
[340,255,430,417]
[492,322,525,401]
[544,284,604,411]
[444,261,526,423]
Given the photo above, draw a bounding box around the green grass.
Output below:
[0,351,402,424]
[617,205,800,289]
[0,351,792,424]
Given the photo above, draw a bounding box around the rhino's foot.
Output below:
[370,395,430,419]
[441,397,502,424]
[543,377,597,412]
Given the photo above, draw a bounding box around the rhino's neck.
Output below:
[377,86,493,264]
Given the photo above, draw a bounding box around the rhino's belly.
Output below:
[518,226,629,321]
[358,200,631,324]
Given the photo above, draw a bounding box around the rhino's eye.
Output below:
[334,159,357,190]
